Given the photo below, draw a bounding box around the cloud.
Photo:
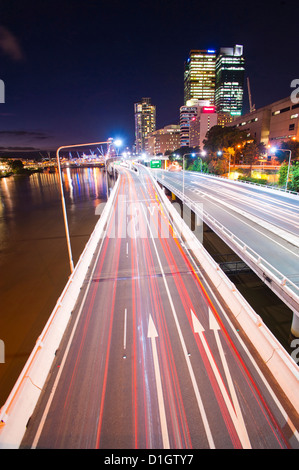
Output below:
[0,26,24,61]
[0,146,38,151]
[0,130,50,139]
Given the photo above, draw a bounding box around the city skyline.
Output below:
[0,0,298,152]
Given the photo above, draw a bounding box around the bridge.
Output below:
[0,163,298,448]
[151,168,299,337]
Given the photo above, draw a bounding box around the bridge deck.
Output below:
[17,166,299,449]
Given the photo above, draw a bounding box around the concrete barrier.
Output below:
[0,177,121,449]
[145,165,299,415]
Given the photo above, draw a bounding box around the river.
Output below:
[0,167,113,406]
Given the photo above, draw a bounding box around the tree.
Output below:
[278,163,287,186]
[290,163,299,192]
[278,161,299,191]
[242,141,259,174]
[7,159,24,173]
[280,140,299,161]
[203,125,247,154]
[208,156,226,175]
[188,158,209,172]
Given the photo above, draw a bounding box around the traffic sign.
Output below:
[150,160,161,169]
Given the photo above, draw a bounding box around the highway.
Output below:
[21,166,299,449]
[152,169,299,318]
[155,170,299,238]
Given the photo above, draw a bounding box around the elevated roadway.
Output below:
[151,169,299,336]
[9,165,297,449]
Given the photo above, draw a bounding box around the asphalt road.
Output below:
[21,167,299,449]
[153,170,299,292]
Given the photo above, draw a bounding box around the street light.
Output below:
[56,140,111,274]
[180,152,197,202]
[114,139,123,155]
[200,151,207,172]
[270,147,292,191]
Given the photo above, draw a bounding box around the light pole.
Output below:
[270,147,292,191]
[179,152,196,202]
[200,151,206,172]
[114,139,123,156]
[56,140,110,274]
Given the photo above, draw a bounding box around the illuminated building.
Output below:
[227,96,299,147]
[134,97,156,153]
[147,125,180,155]
[180,99,217,148]
[184,50,216,105]
[215,45,245,126]
[189,105,218,149]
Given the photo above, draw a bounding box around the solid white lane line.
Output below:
[141,202,215,449]
[147,315,170,449]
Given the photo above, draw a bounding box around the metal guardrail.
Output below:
[184,170,299,197]
[158,178,299,311]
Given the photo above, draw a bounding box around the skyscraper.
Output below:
[180,99,217,148]
[134,97,156,154]
[184,50,216,105]
[215,45,245,126]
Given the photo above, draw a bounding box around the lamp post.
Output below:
[114,139,123,156]
[270,147,292,191]
[180,152,196,202]
[56,140,110,274]
[200,151,206,172]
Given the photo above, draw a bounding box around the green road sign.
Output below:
[150,159,161,169]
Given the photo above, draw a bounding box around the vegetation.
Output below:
[167,127,299,192]
[0,158,41,177]
[278,161,299,192]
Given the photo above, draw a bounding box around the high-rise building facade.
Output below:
[147,125,180,155]
[215,45,245,126]
[134,97,156,154]
[180,102,200,147]
[184,50,216,105]
[180,99,216,148]
[189,105,218,149]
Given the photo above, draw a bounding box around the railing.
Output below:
[183,170,299,197]
[158,178,299,310]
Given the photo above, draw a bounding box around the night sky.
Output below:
[0,0,298,152]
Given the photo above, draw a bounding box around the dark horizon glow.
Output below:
[0,0,298,152]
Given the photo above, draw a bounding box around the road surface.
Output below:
[21,166,299,449]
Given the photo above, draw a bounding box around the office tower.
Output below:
[180,99,215,147]
[215,45,245,126]
[147,125,180,155]
[134,97,156,154]
[180,101,199,147]
[184,49,216,105]
[189,105,218,149]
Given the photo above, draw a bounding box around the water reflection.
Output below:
[0,167,110,405]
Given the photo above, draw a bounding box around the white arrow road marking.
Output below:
[142,203,215,449]
[191,309,251,449]
[147,315,170,449]
[208,308,251,448]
